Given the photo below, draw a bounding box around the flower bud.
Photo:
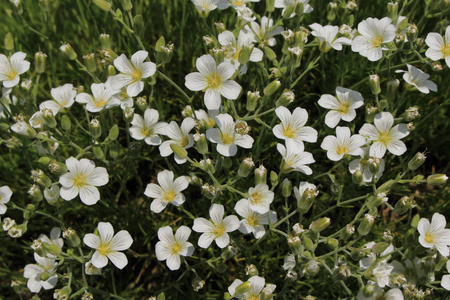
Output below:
[333,264,351,280]
[100,33,111,49]
[270,171,278,187]
[426,174,448,186]
[263,46,277,61]
[2,217,15,231]
[171,144,188,159]
[404,106,420,121]
[379,99,388,109]
[194,133,208,154]
[108,124,119,140]
[48,160,68,175]
[369,74,381,95]
[123,106,135,123]
[408,152,426,171]
[11,121,37,138]
[28,184,43,201]
[31,169,52,188]
[352,169,363,185]
[238,157,254,177]
[108,65,116,76]
[377,179,395,193]
[90,118,102,139]
[394,195,416,215]
[235,281,252,295]
[254,165,267,185]
[281,178,292,197]
[340,224,355,240]
[266,0,275,12]
[327,2,338,21]
[406,23,418,43]
[293,223,304,235]
[191,277,205,291]
[387,2,398,22]
[35,52,47,73]
[44,184,60,205]
[23,203,35,220]
[365,105,378,123]
[199,159,215,173]
[61,115,71,132]
[31,239,47,257]
[210,48,224,63]
[246,264,258,276]
[83,53,97,72]
[238,44,254,65]
[372,242,389,254]
[310,217,331,233]
[288,235,302,254]
[358,214,375,236]
[201,183,216,199]
[136,96,147,111]
[302,235,314,252]
[386,78,399,101]
[275,90,295,107]
[431,61,443,71]
[363,283,375,298]
[264,80,281,97]
[246,91,260,111]
[4,32,14,51]
[295,183,318,214]
[63,228,81,247]
[54,286,71,300]
[305,260,320,276]
[60,43,77,60]
[41,108,57,128]
[326,237,339,250]
[120,0,132,10]
[93,145,105,160]
[93,0,112,11]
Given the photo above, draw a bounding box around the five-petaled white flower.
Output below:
[417,213,450,257]
[38,83,77,115]
[159,117,196,164]
[351,17,396,61]
[206,113,254,157]
[244,16,284,47]
[0,52,30,88]
[318,87,364,128]
[309,23,352,52]
[24,253,58,293]
[191,0,220,17]
[0,185,12,215]
[321,126,366,161]
[192,203,240,249]
[359,112,409,158]
[395,64,437,94]
[155,225,195,271]
[247,183,274,214]
[38,227,64,258]
[234,199,277,239]
[228,275,273,299]
[274,0,313,19]
[111,50,156,97]
[277,141,315,175]
[144,170,189,213]
[272,106,318,148]
[185,54,241,110]
[217,0,260,10]
[129,108,167,145]
[348,146,385,184]
[59,157,109,205]
[83,222,133,269]
[76,78,121,113]
[425,25,450,68]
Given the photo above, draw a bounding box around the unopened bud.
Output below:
[90,118,102,139]
[352,169,363,184]
[358,214,375,236]
[270,171,278,187]
[386,79,400,101]
[48,160,68,175]
[340,224,355,240]
[266,0,275,12]
[238,44,253,65]
[28,184,43,201]
[365,105,378,123]
[23,203,35,220]
[61,115,71,132]
[369,74,381,95]
[406,23,418,42]
[288,235,302,254]
[372,242,389,254]
[246,91,260,111]
[405,106,420,121]
[41,108,57,128]
[235,281,252,295]
[83,53,97,72]
[263,46,277,61]
[31,169,52,188]
[35,52,47,73]
[63,228,81,247]
[108,65,116,76]
[194,133,208,154]
[310,217,331,233]
[170,144,188,159]
[305,260,320,276]
[44,184,60,205]
[281,178,292,197]
[123,106,134,123]
[264,80,281,96]
[254,165,267,185]
[408,152,426,170]
[120,0,132,10]
[93,0,112,11]
[386,2,398,22]
[326,237,339,250]
[246,264,258,276]
[191,277,205,291]
[394,195,416,215]
[238,157,254,177]
[54,286,71,300]
[275,90,295,107]
[426,174,448,186]
[100,33,111,49]
[295,183,318,214]
[60,43,77,60]
[327,2,338,21]
[4,32,14,51]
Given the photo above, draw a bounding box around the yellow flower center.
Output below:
[207,74,222,89]
[232,48,241,60]
[250,192,262,204]
[247,214,259,227]
[163,189,177,202]
[221,132,234,145]
[131,68,142,80]
[73,174,88,188]
[377,130,392,145]
[179,135,190,148]
[171,242,183,254]
[98,243,111,256]
[282,125,296,139]
[7,69,18,81]
[336,145,349,156]
[231,0,245,6]
[442,44,450,57]
[212,223,226,237]
[424,232,434,244]
[119,88,129,100]
[94,98,107,108]
[59,100,68,107]
[372,36,384,48]
[337,102,350,114]
[206,118,216,128]
[247,294,259,300]
[141,126,153,137]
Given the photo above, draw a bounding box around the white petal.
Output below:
[107,251,128,269]
[86,167,109,186]
[217,62,236,80]
[219,80,241,100]
[185,72,207,91]
[60,186,78,201]
[92,251,108,269]
[79,186,100,205]
[109,230,133,251]
[193,218,213,233]
[166,254,181,270]
[83,233,101,249]
[210,204,224,224]
[175,226,191,243]
[387,140,407,156]
[98,222,115,243]
[204,89,222,110]
[215,233,230,248]
[126,81,144,97]
[114,54,134,74]
[198,233,215,249]
[196,54,217,75]
[150,199,168,213]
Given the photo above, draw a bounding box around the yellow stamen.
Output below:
[377,130,392,145]
[372,36,384,48]
[171,242,183,254]
[179,135,190,147]
[7,69,18,81]
[282,125,296,138]
[337,102,350,114]
[207,74,222,89]
[131,68,142,80]
[441,44,450,57]
[141,127,153,137]
[247,214,259,227]
[94,99,107,108]
[212,223,226,237]
[250,192,262,204]
[163,190,176,202]
[247,294,259,300]
[231,0,244,6]
[221,133,234,145]
[232,48,241,60]
[424,232,434,244]
[336,145,349,156]
[98,243,111,256]
[73,174,88,188]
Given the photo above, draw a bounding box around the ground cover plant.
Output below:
[0,0,450,299]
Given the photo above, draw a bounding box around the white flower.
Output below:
[23,253,58,293]
[83,222,133,269]
[11,121,36,138]
[274,0,313,19]
[442,261,450,290]
[356,283,404,300]
[0,185,12,215]
[277,141,315,175]
[372,261,394,288]
[185,54,241,110]
[76,78,121,112]
[359,112,409,158]
[425,25,450,68]
[39,227,64,258]
[217,0,259,10]
[351,17,396,61]
[192,203,240,248]
[111,51,156,97]
[144,170,189,213]
[417,213,450,257]
[244,16,284,47]
[272,106,318,147]
[59,157,109,205]
[206,113,254,157]
[321,126,366,161]
[155,226,195,271]
[247,183,274,214]
[228,275,269,299]
[395,64,437,94]
[318,87,364,128]
[195,108,219,128]
[349,146,385,184]
[129,108,167,145]
[38,84,77,115]
[85,260,102,275]
[159,118,196,164]
[191,0,220,16]
[234,199,277,239]
[309,23,352,52]
[0,52,30,88]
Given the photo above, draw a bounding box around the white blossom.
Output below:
[159,118,196,164]
[0,52,30,88]
[129,108,167,145]
[418,213,450,257]
[155,226,194,271]
[425,25,450,68]
[273,106,318,147]
[321,126,366,161]
[24,253,58,293]
[395,64,437,94]
[234,199,277,239]
[0,185,12,215]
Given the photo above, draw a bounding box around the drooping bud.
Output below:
[326,237,339,250]
[310,217,331,233]
[23,203,36,220]
[281,178,292,197]
[363,283,375,298]
[235,281,252,295]
[170,144,188,159]
[48,160,68,175]
[394,195,417,215]
[295,182,319,214]
[305,260,320,276]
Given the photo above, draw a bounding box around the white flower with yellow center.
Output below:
[0,185,12,215]
[309,23,352,52]
[38,227,64,258]
[318,87,364,128]
[244,16,284,47]
[155,226,195,271]
[39,84,77,115]
[351,17,396,61]
[228,276,272,299]
[23,253,58,293]
[195,108,219,129]
[59,157,109,205]
[349,146,385,184]
[321,126,366,161]
[217,0,259,9]
[359,112,409,158]
[395,64,437,94]
[192,204,240,249]
[274,0,313,19]
[206,113,254,157]
[111,50,156,97]
[425,25,450,68]
[185,54,241,110]
[159,117,196,164]
[83,222,133,269]
[272,106,318,148]
[76,78,120,113]
[247,183,274,214]
[191,0,220,16]
[0,52,30,88]
[144,170,189,213]
[277,141,315,175]
[129,108,168,145]
[234,199,277,239]
[417,213,450,257]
